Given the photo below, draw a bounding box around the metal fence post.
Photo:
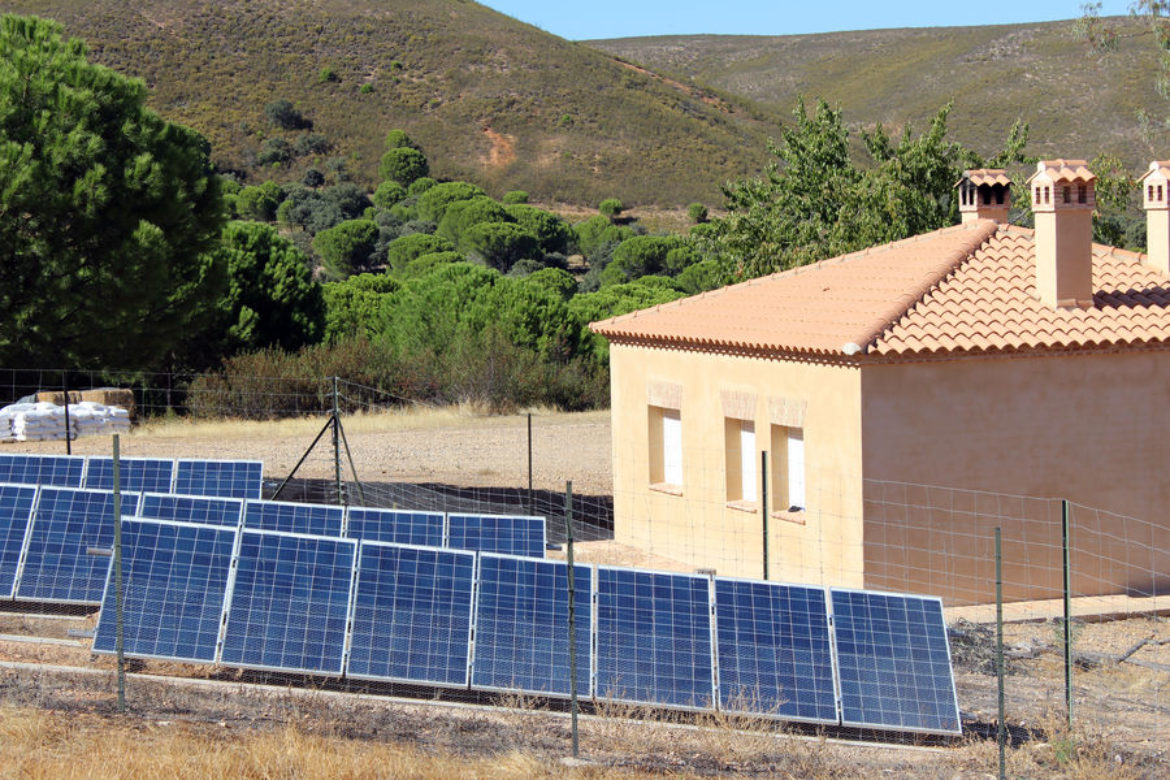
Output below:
[112,434,126,713]
[563,480,579,758]
[1062,499,1073,731]
[761,451,769,581]
[996,527,1005,779]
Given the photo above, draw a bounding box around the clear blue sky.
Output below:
[478,1,1132,41]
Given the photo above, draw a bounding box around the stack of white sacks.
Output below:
[0,401,131,442]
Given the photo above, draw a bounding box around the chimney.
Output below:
[1139,161,1170,275]
[1026,159,1096,308]
[957,169,1012,225]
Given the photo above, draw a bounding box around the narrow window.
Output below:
[1077,184,1087,204]
[770,425,806,512]
[1062,186,1071,204]
[649,405,683,489]
[1160,185,1165,202]
[725,419,756,504]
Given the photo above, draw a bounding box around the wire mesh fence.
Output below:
[0,370,1167,771]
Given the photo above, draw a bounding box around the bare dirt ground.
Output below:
[2,409,1169,776]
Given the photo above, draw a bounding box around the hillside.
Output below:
[1,0,783,206]
[590,17,1166,169]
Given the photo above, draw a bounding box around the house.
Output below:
[590,160,1170,604]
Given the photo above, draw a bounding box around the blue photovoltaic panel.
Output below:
[345,507,444,548]
[174,459,263,500]
[831,588,961,735]
[0,484,38,598]
[714,579,837,723]
[220,530,356,675]
[0,454,85,488]
[139,493,244,528]
[16,487,140,604]
[446,513,546,557]
[93,519,237,663]
[595,567,714,709]
[472,554,592,697]
[244,500,344,536]
[347,542,475,686]
[84,457,175,493]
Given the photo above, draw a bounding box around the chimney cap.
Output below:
[955,169,1011,188]
[1138,161,1170,183]
[1026,159,1095,185]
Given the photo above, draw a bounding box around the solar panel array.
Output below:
[0,453,263,498]
[93,517,962,735]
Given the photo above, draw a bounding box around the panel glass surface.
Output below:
[346,542,475,686]
[472,554,592,697]
[714,579,836,722]
[243,500,344,537]
[174,459,263,499]
[345,507,444,548]
[595,567,713,709]
[139,493,245,528]
[0,484,38,598]
[16,487,139,603]
[220,530,356,674]
[831,588,961,734]
[0,454,85,487]
[446,513,546,557]
[84,457,175,493]
[93,519,236,663]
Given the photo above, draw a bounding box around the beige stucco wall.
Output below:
[607,342,865,585]
[861,349,1170,603]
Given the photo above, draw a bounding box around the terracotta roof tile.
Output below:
[958,169,1012,187]
[589,221,1170,360]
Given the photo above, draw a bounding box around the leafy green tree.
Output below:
[688,202,709,223]
[379,146,429,186]
[372,180,407,209]
[385,233,457,272]
[713,98,1027,279]
[599,197,624,220]
[293,133,330,156]
[416,181,485,223]
[189,221,324,363]
[599,235,699,287]
[0,15,226,368]
[574,214,635,257]
[463,222,539,272]
[384,129,421,151]
[568,277,688,363]
[302,168,326,188]
[503,190,529,204]
[258,137,293,165]
[236,180,283,222]
[313,219,380,278]
[322,272,398,343]
[407,177,437,196]
[402,251,464,278]
[437,196,513,249]
[505,204,573,255]
[265,98,309,130]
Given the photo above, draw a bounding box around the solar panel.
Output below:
[219,529,356,675]
[92,518,237,663]
[830,588,961,734]
[595,567,714,709]
[84,457,175,493]
[138,493,245,528]
[0,484,38,598]
[243,499,344,536]
[472,553,593,697]
[345,507,444,548]
[446,513,546,557]
[714,578,837,723]
[174,459,263,499]
[16,487,140,604]
[346,541,476,686]
[0,454,86,487]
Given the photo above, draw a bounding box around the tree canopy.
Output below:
[0,14,226,368]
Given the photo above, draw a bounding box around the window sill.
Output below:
[726,500,758,514]
[649,482,683,497]
[771,509,807,526]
